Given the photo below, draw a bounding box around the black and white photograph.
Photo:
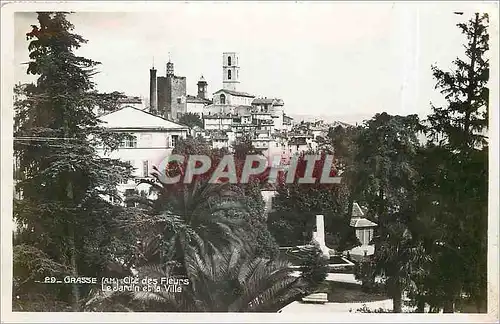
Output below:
[1,1,499,322]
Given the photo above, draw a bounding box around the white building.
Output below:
[203,113,234,131]
[213,89,255,107]
[186,95,211,116]
[348,202,378,261]
[97,106,189,205]
[204,130,236,150]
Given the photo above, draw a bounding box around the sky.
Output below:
[13,1,497,124]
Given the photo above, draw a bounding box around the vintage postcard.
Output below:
[1,1,498,323]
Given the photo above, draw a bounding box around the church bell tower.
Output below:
[197,75,208,99]
[222,52,240,91]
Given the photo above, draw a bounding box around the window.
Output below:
[228,56,232,66]
[143,160,149,177]
[171,135,179,148]
[121,136,137,148]
[228,70,232,80]
[129,136,137,148]
[220,94,226,105]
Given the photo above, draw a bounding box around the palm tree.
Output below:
[87,248,305,312]
[119,168,250,271]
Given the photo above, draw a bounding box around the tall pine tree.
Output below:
[13,12,133,311]
[419,12,489,312]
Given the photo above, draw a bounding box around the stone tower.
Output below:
[197,75,208,99]
[149,65,157,113]
[156,57,187,120]
[222,52,240,91]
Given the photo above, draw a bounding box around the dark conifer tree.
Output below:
[13,12,133,311]
[418,13,489,313]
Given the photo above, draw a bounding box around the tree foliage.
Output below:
[414,13,489,313]
[299,243,329,292]
[85,248,305,312]
[178,112,203,129]
[268,150,358,251]
[123,136,279,269]
[13,12,134,311]
[350,113,426,313]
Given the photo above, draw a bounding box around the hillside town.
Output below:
[95,52,353,205]
[100,52,348,169]
[10,9,493,318]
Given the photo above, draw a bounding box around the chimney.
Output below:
[149,67,157,113]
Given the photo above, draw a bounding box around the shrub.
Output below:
[354,256,377,293]
[300,242,329,292]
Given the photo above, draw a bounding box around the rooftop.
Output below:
[234,105,253,110]
[350,217,377,228]
[252,98,285,106]
[98,106,188,130]
[203,113,239,119]
[352,202,365,218]
[186,95,212,104]
[118,96,142,104]
[214,89,255,98]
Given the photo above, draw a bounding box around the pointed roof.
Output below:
[352,202,365,218]
[99,106,188,130]
[350,202,377,228]
[197,75,207,84]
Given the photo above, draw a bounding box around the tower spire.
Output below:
[168,52,171,63]
[152,56,155,69]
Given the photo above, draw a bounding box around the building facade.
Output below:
[97,105,189,204]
